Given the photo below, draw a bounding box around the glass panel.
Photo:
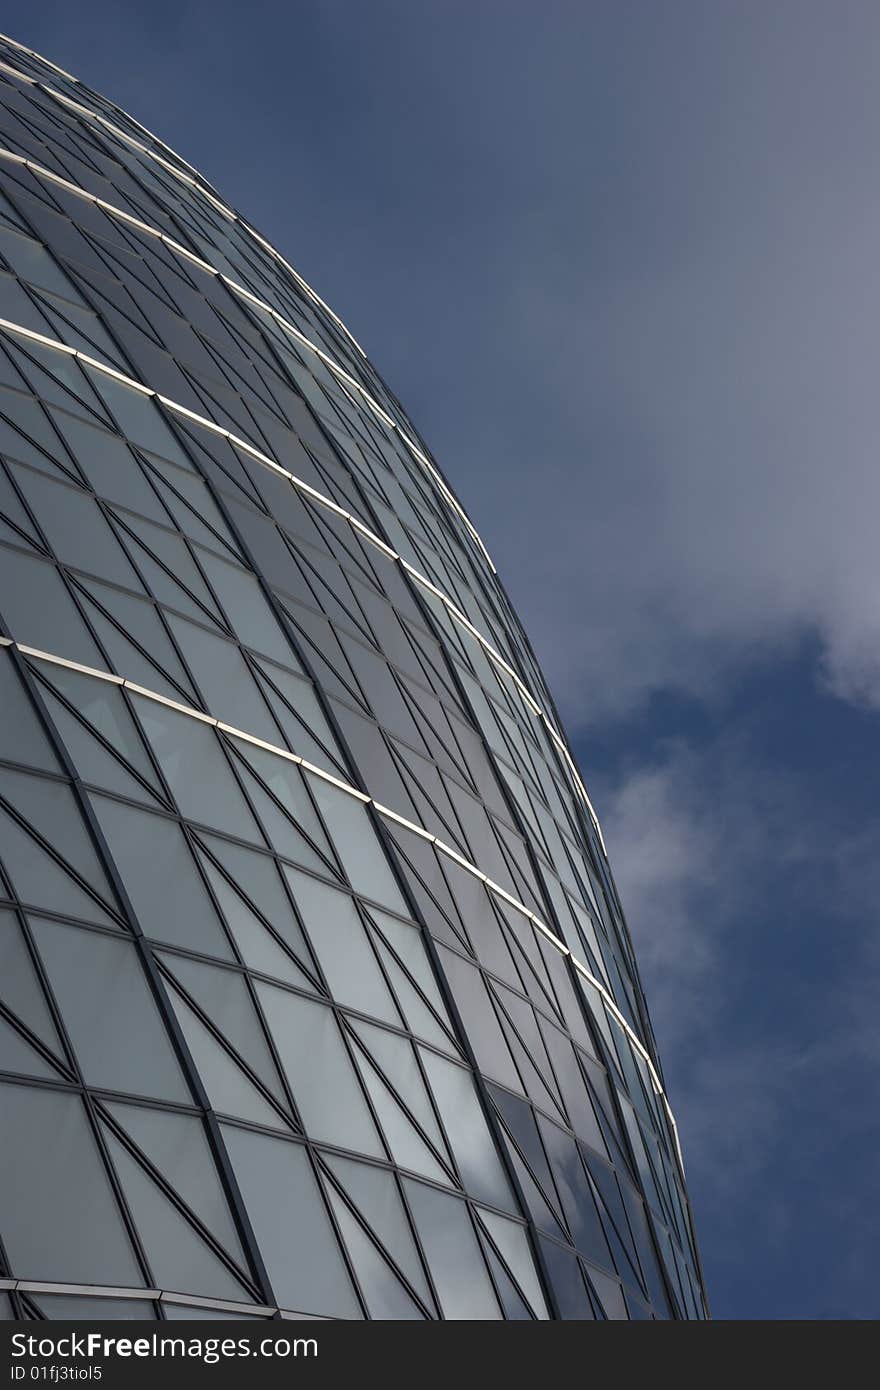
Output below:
[221,1126,361,1318]
[322,1154,434,1311]
[36,660,163,796]
[87,370,189,463]
[283,868,398,1023]
[324,1186,424,1319]
[104,1100,244,1263]
[0,1083,141,1284]
[309,778,408,913]
[157,952,286,1104]
[0,544,107,667]
[102,1130,250,1300]
[477,1208,550,1319]
[89,795,234,958]
[0,767,115,904]
[133,696,260,840]
[49,407,168,522]
[403,1179,501,1320]
[31,916,189,1101]
[196,548,293,665]
[164,614,277,740]
[30,1296,156,1320]
[0,649,61,772]
[253,984,383,1158]
[418,1048,515,1211]
[10,462,140,587]
[0,906,64,1056]
[163,981,289,1130]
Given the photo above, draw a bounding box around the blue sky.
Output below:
[6,0,880,1318]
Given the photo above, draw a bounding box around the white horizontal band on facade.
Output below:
[0,315,607,853]
[0,142,497,576]
[0,1274,319,1319]
[3,637,681,1173]
[0,35,364,361]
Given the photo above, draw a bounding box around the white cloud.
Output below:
[597,737,880,1216]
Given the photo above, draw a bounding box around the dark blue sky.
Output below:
[6,1,880,1319]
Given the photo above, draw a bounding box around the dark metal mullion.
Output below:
[49,204,570,1319]
[363,908,459,1049]
[153,955,300,1136]
[0,664,158,1297]
[316,1157,436,1319]
[342,1023,457,1184]
[129,406,558,1319]
[561,951,686,1319]
[7,644,279,1309]
[96,1098,258,1288]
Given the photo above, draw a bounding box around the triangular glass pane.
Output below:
[325,1186,425,1320]
[348,1019,448,1158]
[478,1232,532,1320]
[133,697,260,842]
[158,953,286,1105]
[31,917,190,1102]
[0,512,38,550]
[494,983,563,1111]
[0,653,61,773]
[322,1154,434,1311]
[365,908,457,1040]
[538,1236,595,1320]
[220,1125,361,1318]
[87,371,187,462]
[585,1264,628,1320]
[38,685,164,806]
[491,988,567,1125]
[164,981,292,1131]
[540,1019,609,1156]
[476,1208,549,1320]
[112,515,223,626]
[0,907,65,1056]
[403,1179,502,1320]
[103,1130,252,1301]
[103,1100,245,1266]
[252,668,345,772]
[11,341,108,422]
[309,778,408,914]
[0,466,44,547]
[0,1013,62,1078]
[194,831,317,970]
[0,1083,142,1286]
[0,378,65,455]
[0,801,119,925]
[283,868,399,1024]
[195,851,317,989]
[142,454,237,552]
[253,984,383,1157]
[195,548,291,665]
[418,1047,514,1211]
[536,1114,614,1272]
[37,661,163,793]
[368,926,455,1051]
[228,741,338,874]
[0,768,116,905]
[89,796,234,959]
[164,613,278,742]
[75,576,199,702]
[49,407,168,524]
[346,1051,451,1183]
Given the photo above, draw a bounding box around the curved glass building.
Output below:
[0,33,707,1321]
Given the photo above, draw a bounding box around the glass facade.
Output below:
[0,32,707,1321]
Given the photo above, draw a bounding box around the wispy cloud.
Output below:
[597,734,880,1314]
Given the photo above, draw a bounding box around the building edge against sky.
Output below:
[0,32,708,1320]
